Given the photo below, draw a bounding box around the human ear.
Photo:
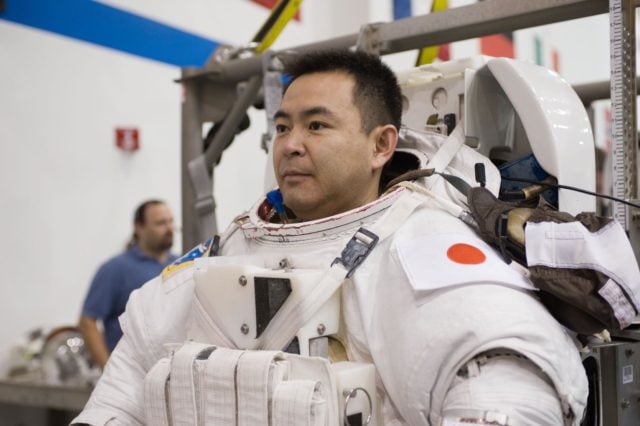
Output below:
[372,124,398,171]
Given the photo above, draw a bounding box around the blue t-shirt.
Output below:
[81,246,178,351]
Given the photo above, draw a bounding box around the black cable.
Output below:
[501,176,640,209]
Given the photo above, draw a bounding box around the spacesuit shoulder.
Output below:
[161,238,216,281]
[391,208,534,293]
[120,266,198,366]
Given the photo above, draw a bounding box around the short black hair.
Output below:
[133,199,164,226]
[283,50,403,133]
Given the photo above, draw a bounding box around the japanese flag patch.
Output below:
[396,232,535,292]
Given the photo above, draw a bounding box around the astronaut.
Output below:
[73,50,588,426]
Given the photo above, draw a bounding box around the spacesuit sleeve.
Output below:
[72,276,167,425]
[72,266,197,425]
[70,331,147,425]
[441,352,564,425]
[352,218,587,425]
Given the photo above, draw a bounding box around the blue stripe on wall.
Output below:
[393,0,412,20]
[0,0,221,67]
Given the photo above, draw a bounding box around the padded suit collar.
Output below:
[235,187,405,244]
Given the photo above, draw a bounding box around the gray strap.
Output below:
[187,156,217,239]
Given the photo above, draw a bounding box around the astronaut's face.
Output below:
[273,71,393,221]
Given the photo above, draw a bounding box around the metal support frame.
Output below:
[181,0,618,84]
[180,0,639,250]
[582,340,640,425]
[261,51,285,153]
[609,0,639,261]
[181,80,204,252]
[574,77,640,105]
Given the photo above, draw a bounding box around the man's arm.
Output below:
[78,315,109,369]
[80,260,120,369]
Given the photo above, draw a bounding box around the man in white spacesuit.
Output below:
[73,50,587,425]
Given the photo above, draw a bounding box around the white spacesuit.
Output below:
[73,126,588,426]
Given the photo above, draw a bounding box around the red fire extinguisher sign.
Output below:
[115,127,140,151]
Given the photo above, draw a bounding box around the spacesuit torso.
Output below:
[74,178,588,426]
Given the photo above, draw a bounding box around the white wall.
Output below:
[515,14,611,84]
[0,20,183,362]
[0,0,626,371]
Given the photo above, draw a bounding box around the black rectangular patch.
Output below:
[254,277,291,338]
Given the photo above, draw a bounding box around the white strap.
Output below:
[169,342,215,426]
[194,351,212,426]
[144,357,172,426]
[257,190,427,352]
[272,380,325,426]
[599,278,637,328]
[204,347,245,426]
[258,265,348,352]
[236,350,286,426]
[147,345,338,426]
[526,220,640,310]
[423,124,466,189]
[288,355,339,422]
[368,189,429,241]
[397,181,466,219]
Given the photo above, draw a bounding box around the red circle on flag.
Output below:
[447,243,486,264]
